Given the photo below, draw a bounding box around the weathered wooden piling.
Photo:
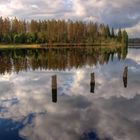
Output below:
[52,75,57,103]
[90,72,95,93]
[123,66,128,88]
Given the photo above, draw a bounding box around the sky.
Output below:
[0,0,140,37]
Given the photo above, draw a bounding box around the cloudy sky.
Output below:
[0,0,140,37]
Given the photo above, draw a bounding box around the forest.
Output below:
[0,17,128,45]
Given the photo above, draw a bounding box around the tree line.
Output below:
[0,17,128,45]
[129,38,140,43]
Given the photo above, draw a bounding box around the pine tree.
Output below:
[106,25,111,38]
[117,29,122,42]
[122,30,128,45]
[111,28,115,38]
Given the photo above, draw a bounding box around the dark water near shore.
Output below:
[0,47,140,140]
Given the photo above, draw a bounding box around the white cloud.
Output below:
[126,22,140,37]
[73,0,86,17]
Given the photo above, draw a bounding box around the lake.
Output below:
[0,47,140,140]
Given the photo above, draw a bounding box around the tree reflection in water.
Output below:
[0,47,127,75]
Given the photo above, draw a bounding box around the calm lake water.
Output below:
[0,47,140,140]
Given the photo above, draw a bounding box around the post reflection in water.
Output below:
[52,75,57,103]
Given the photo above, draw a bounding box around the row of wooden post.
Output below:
[51,66,128,103]
[90,66,128,91]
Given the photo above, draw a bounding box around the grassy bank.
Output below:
[0,44,41,49]
[0,42,124,49]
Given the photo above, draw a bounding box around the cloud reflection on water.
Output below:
[0,49,140,140]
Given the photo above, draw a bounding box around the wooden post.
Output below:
[52,75,57,103]
[90,73,95,93]
[123,66,128,88]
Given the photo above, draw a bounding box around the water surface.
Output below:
[0,48,140,140]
